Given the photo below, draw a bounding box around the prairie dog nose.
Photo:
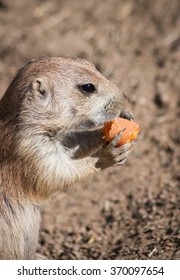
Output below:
[119,109,133,120]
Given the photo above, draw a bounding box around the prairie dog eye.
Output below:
[79,83,96,94]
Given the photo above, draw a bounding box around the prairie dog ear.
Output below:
[31,78,48,98]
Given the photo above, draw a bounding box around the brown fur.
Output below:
[0,57,133,259]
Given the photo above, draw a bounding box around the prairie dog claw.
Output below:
[111,128,126,147]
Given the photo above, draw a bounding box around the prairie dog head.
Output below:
[0,57,128,196]
[1,57,124,129]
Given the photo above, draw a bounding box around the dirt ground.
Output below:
[0,0,179,259]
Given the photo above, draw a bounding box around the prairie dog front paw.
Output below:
[96,130,135,169]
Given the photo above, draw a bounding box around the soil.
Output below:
[0,0,179,260]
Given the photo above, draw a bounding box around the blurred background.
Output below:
[0,0,179,259]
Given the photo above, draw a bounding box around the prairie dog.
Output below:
[0,57,133,259]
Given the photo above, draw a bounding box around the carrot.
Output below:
[103,117,140,146]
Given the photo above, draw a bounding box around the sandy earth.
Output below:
[0,0,179,259]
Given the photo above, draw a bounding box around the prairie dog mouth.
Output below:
[70,109,133,134]
[75,120,104,132]
[74,111,130,133]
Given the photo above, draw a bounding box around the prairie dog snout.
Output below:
[0,56,133,259]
